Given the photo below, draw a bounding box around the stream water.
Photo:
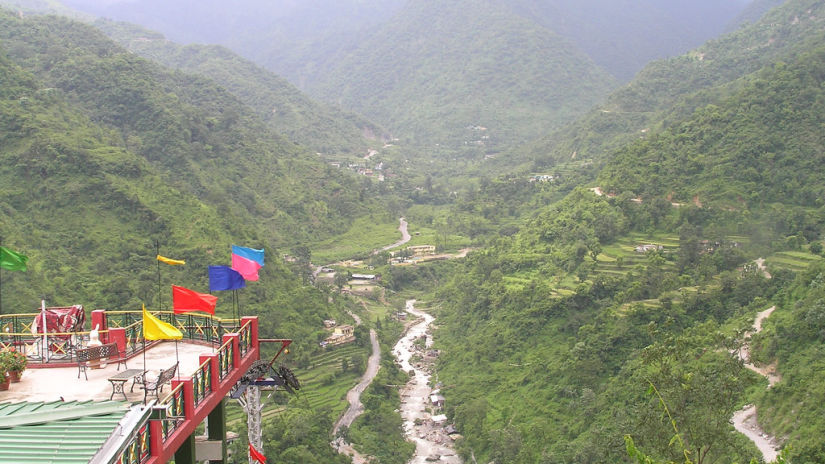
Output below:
[394,299,462,463]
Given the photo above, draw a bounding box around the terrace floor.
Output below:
[1,341,213,404]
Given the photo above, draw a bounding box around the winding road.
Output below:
[334,327,380,435]
[332,325,380,464]
[331,218,409,462]
[732,306,781,462]
[379,217,411,252]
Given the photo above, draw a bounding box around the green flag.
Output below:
[0,246,28,271]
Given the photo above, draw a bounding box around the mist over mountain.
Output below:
[64,0,406,50]
[47,0,752,148]
[61,0,750,84]
[509,0,750,81]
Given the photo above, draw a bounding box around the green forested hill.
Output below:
[521,0,825,169]
[0,46,356,464]
[425,9,825,464]
[91,19,387,156]
[0,10,380,245]
[0,8,382,338]
[0,41,345,341]
[597,45,825,209]
[727,0,786,31]
[311,0,617,149]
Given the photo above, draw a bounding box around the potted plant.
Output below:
[3,349,26,382]
[0,368,8,391]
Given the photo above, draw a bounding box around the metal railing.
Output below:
[0,311,240,365]
[157,383,186,442]
[192,358,212,407]
[217,337,234,380]
[114,421,151,464]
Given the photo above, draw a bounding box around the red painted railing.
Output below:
[145,317,262,464]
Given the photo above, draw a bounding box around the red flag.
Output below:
[172,285,218,314]
[249,443,267,463]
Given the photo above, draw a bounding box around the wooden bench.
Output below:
[141,362,178,401]
[76,342,127,380]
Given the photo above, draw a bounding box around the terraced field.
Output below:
[766,250,823,272]
[594,232,680,279]
[225,343,369,429]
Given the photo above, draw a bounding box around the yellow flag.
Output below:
[157,255,185,266]
[142,304,183,340]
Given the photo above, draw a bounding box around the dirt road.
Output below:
[332,327,380,464]
[334,328,380,434]
[379,217,411,252]
[732,306,781,462]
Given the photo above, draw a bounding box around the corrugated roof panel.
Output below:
[0,401,129,464]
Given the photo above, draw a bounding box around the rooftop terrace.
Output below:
[1,341,209,403]
[0,310,275,464]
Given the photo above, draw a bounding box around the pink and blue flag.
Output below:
[231,245,264,281]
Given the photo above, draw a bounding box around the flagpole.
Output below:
[41,299,48,363]
[236,289,241,323]
[156,241,162,310]
[142,337,147,405]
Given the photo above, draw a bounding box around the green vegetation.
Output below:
[5,1,825,463]
[751,263,825,462]
[0,10,388,461]
[521,0,825,169]
[92,18,385,156]
[310,215,401,264]
[310,0,617,149]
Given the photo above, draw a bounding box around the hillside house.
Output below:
[324,324,355,346]
[407,245,436,256]
[430,394,446,408]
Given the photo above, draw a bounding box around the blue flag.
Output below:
[208,265,246,291]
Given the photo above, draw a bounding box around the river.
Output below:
[393,299,462,464]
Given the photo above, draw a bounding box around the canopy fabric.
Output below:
[31,305,85,335]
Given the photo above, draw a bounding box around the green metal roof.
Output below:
[0,400,129,463]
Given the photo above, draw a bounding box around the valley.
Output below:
[2,1,825,463]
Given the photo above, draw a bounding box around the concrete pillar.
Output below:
[91,310,108,343]
[174,433,196,464]
[108,327,126,353]
[207,398,227,464]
